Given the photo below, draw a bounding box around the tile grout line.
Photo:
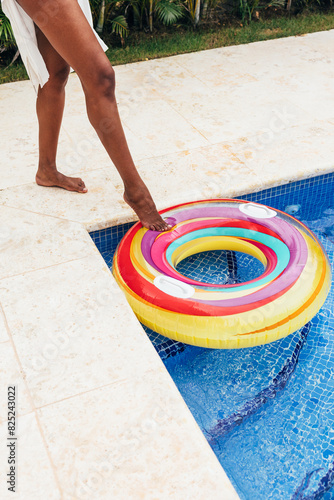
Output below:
[0,200,134,233]
[0,252,99,283]
[0,201,95,226]
[30,362,174,413]
[32,377,130,411]
[0,301,65,499]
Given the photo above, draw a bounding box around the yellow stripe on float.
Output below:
[171,235,268,267]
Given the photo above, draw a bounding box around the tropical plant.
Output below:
[238,0,260,22]
[90,0,113,25]
[185,0,201,26]
[0,7,20,68]
[109,14,129,39]
[0,7,16,49]
[125,0,147,29]
[90,0,129,40]
[152,0,184,30]
[124,0,184,31]
[96,0,107,31]
[236,0,284,22]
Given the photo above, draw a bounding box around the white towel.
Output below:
[1,0,108,92]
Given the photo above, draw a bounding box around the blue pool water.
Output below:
[91,173,334,500]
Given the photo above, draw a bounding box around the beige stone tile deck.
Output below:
[1,30,334,499]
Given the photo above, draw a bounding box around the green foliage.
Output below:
[89,0,116,25]
[110,14,129,38]
[122,0,185,31]
[125,0,147,30]
[292,0,333,13]
[90,0,129,40]
[155,0,185,25]
[237,0,260,22]
[0,7,16,49]
[184,0,201,26]
[90,0,184,38]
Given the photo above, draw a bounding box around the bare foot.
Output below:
[124,186,172,232]
[36,168,88,193]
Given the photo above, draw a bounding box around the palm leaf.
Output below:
[110,15,129,38]
[0,10,16,46]
[155,0,184,25]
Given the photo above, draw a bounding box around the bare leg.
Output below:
[35,26,87,193]
[17,0,170,231]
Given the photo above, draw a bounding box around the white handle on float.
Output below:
[239,203,277,219]
[154,275,195,299]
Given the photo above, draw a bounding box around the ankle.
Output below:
[124,183,149,201]
[37,163,58,174]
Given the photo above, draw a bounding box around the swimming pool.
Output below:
[90,172,334,500]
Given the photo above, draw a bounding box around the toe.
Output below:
[77,178,87,193]
[156,221,170,232]
[161,221,172,231]
[163,222,172,231]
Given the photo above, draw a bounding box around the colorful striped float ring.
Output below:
[113,199,331,349]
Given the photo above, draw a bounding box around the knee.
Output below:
[48,64,70,90]
[88,63,116,100]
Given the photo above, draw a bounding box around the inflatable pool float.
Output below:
[112,199,331,349]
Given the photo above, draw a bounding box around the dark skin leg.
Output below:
[35,26,88,193]
[18,0,170,231]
